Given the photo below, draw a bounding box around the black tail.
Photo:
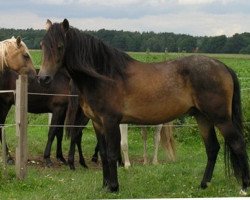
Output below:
[225,67,249,180]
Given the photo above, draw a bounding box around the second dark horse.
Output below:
[0,68,80,167]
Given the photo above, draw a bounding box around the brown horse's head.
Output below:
[38,19,69,86]
[0,37,36,78]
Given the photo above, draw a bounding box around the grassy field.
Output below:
[0,51,250,199]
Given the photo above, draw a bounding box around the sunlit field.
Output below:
[0,51,250,199]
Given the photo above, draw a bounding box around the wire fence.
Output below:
[0,83,250,130]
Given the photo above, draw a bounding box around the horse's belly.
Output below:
[121,98,191,124]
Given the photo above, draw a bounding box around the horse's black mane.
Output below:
[44,23,134,81]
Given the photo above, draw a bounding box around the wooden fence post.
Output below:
[15,75,28,180]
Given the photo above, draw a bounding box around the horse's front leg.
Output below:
[93,119,120,192]
[104,119,120,192]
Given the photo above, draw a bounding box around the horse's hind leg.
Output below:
[141,127,148,165]
[195,114,220,189]
[120,124,130,168]
[217,121,249,192]
[152,124,162,165]
[92,140,99,163]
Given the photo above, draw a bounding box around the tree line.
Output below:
[1,28,250,54]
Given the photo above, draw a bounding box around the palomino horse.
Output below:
[120,123,176,168]
[0,68,72,166]
[92,124,176,168]
[38,19,249,194]
[0,36,36,77]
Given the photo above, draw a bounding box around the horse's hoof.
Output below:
[69,164,76,170]
[200,182,211,189]
[124,162,131,169]
[200,182,208,189]
[57,157,67,165]
[7,158,15,165]
[79,161,88,169]
[91,157,98,163]
[239,189,247,196]
[44,159,53,167]
[108,184,119,193]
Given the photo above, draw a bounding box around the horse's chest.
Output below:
[79,98,101,122]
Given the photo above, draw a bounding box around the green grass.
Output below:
[0,51,250,199]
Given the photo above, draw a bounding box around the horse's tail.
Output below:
[225,66,248,179]
[160,122,176,162]
[65,80,80,139]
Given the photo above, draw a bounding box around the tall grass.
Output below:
[0,51,250,199]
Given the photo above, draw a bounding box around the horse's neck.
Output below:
[0,69,17,90]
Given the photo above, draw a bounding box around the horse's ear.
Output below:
[16,36,21,47]
[62,19,69,32]
[46,19,52,31]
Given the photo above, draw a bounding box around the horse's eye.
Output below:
[23,53,30,59]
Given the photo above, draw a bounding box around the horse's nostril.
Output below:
[38,75,52,86]
[44,76,52,84]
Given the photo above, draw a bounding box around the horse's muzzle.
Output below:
[37,75,53,87]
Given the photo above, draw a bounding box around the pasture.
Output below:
[0,51,250,199]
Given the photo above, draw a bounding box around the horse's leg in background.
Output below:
[44,108,66,166]
[120,124,130,168]
[55,108,67,164]
[195,113,220,189]
[160,122,176,161]
[75,128,88,168]
[0,103,14,164]
[43,120,56,166]
[68,108,89,170]
[92,140,99,163]
[141,126,148,165]
[75,114,89,168]
[152,124,162,165]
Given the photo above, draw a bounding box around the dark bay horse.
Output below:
[38,19,249,194]
[0,68,71,166]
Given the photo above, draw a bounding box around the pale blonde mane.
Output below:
[0,37,30,72]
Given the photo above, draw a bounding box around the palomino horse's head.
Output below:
[38,19,69,86]
[0,36,36,78]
